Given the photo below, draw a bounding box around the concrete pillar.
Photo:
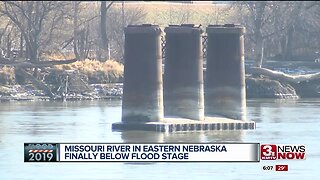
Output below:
[122,24,163,123]
[164,24,204,120]
[205,24,246,120]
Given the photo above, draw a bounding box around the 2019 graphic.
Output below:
[24,143,58,162]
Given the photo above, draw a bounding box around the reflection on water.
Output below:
[0,99,320,179]
[121,130,245,143]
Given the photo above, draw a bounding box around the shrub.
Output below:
[54,59,124,84]
[0,66,15,85]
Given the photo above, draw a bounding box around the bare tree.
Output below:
[279,2,304,61]
[234,1,320,63]
[106,3,146,62]
[233,2,274,67]
[71,1,94,61]
[0,2,65,62]
[99,1,113,61]
[0,1,80,97]
[73,1,81,60]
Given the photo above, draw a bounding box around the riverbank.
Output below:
[1,60,319,102]
[0,84,122,102]
[1,76,318,102]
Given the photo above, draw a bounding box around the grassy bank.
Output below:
[0,58,124,85]
[54,59,124,83]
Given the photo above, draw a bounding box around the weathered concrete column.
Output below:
[205,24,246,120]
[121,24,163,123]
[164,24,204,120]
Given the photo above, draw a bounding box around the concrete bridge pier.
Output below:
[205,24,247,120]
[113,24,255,133]
[121,24,164,123]
[164,24,204,120]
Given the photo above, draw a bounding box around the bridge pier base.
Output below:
[113,117,255,133]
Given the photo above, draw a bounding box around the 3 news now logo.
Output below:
[260,144,306,160]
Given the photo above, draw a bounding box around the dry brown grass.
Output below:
[55,59,123,75]
[54,59,124,83]
[0,66,15,85]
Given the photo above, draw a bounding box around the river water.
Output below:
[0,99,319,179]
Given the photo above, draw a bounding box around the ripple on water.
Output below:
[0,99,320,179]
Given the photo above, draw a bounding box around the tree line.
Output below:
[0,1,145,64]
[0,1,319,68]
[231,1,320,67]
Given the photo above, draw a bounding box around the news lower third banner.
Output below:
[24,143,259,162]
